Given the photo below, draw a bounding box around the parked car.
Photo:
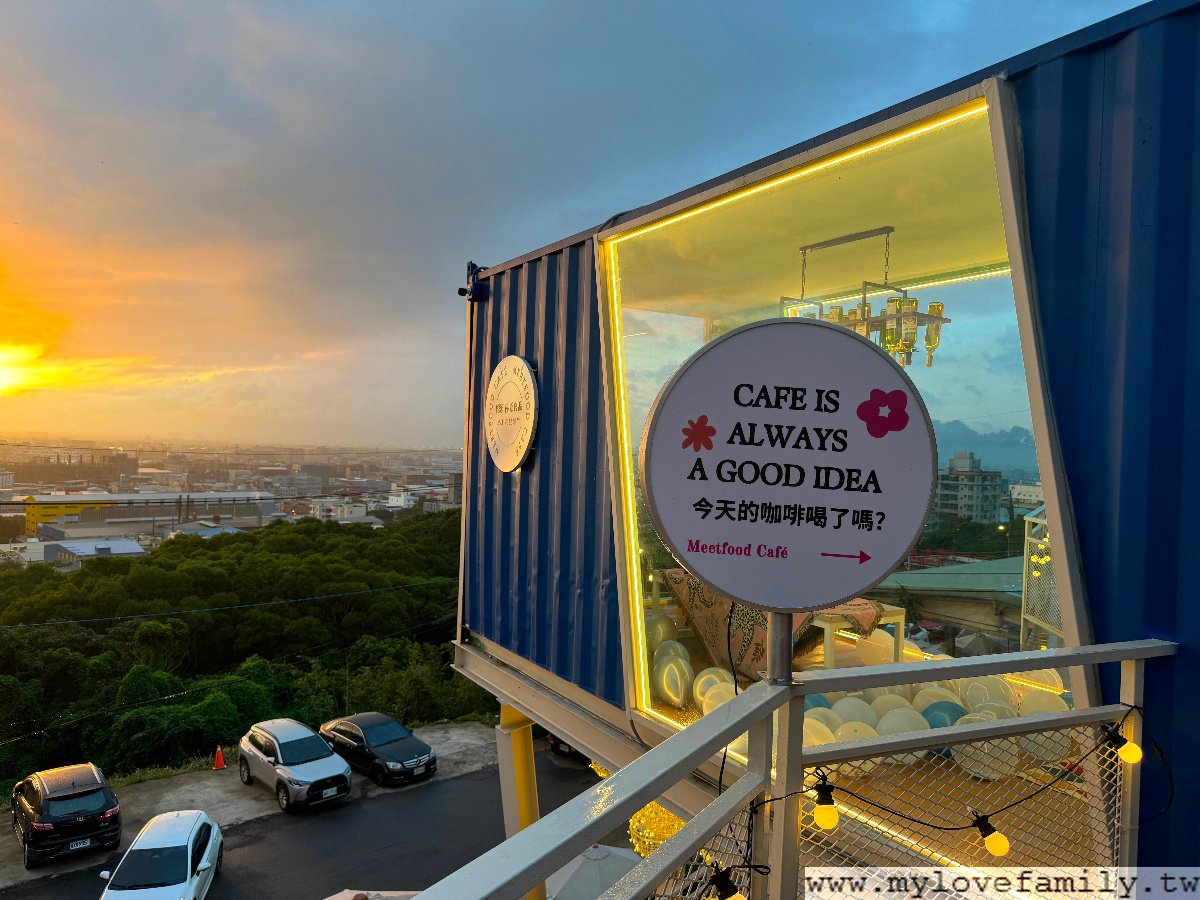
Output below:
[100,810,222,899]
[545,733,587,759]
[319,711,437,786]
[238,718,352,812]
[9,762,121,870]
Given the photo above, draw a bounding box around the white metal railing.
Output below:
[419,638,1175,900]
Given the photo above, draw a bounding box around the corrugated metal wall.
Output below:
[1012,4,1199,864]
[462,237,625,708]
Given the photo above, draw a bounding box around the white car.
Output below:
[100,810,222,899]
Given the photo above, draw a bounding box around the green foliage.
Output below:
[917,516,1012,556]
[0,510,493,793]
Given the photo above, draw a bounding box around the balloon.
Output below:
[870,694,914,718]
[701,682,737,715]
[921,700,968,729]
[652,655,694,709]
[832,696,878,729]
[644,615,677,656]
[653,640,689,668]
[692,667,736,708]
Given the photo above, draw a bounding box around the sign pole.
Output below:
[767,611,793,685]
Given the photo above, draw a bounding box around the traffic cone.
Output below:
[213,745,226,770]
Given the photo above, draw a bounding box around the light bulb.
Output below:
[973,814,1010,857]
[813,803,840,830]
[812,780,839,830]
[1106,724,1143,764]
[1118,739,1143,764]
[984,830,1010,857]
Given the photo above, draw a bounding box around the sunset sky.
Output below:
[0,1,1141,447]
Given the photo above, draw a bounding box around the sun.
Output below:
[0,345,41,394]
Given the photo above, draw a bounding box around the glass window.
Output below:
[45,789,107,817]
[190,823,211,871]
[108,846,187,890]
[277,734,333,765]
[362,719,411,747]
[603,98,1071,733]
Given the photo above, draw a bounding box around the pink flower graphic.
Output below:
[681,415,717,452]
[856,389,910,438]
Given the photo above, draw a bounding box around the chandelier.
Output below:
[784,226,950,367]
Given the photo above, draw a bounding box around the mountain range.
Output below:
[932,419,1039,480]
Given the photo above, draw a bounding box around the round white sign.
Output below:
[640,318,936,613]
[485,356,538,472]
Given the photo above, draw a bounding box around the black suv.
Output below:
[10,763,121,869]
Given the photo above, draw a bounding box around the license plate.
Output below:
[69,838,91,851]
[414,765,425,775]
[321,787,337,798]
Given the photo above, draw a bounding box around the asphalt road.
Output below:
[2,750,617,900]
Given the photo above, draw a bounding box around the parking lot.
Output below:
[1,721,507,897]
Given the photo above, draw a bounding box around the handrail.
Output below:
[420,639,1176,899]
[801,702,1128,766]
[418,681,791,900]
[599,770,766,900]
[791,638,1176,693]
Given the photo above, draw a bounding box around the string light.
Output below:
[970,813,1010,857]
[1104,723,1143,764]
[812,775,840,830]
[734,703,1166,873]
[706,864,747,900]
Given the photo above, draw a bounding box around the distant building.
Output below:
[1009,482,1044,517]
[42,539,146,570]
[23,491,274,536]
[933,452,1006,524]
[0,472,14,490]
[299,464,335,488]
[163,520,244,539]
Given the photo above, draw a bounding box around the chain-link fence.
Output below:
[649,719,1124,898]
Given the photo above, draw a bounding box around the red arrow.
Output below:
[821,550,872,565]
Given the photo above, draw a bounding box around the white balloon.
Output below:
[857,629,896,666]
[912,687,959,713]
[652,655,694,709]
[877,708,931,765]
[653,639,689,668]
[644,614,677,655]
[692,667,736,708]
[702,682,737,715]
[870,694,914,718]
[832,696,878,729]
[805,707,843,733]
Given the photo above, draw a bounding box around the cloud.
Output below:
[0,0,1140,444]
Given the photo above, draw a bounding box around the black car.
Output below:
[10,763,121,869]
[319,712,437,786]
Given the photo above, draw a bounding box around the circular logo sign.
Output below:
[485,356,538,472]
[640,318,936,613]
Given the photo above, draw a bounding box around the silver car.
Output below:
[237,718,352,812]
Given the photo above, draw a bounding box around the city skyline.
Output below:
[1,1,1141,445]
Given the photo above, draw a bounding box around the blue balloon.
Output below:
[804,693,831,710]
[922,700,968,729]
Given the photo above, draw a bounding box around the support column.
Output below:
[496,704,547,900]
[765,611,801,900]
[1118,659,1145,866]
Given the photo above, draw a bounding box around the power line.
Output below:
[0,578,457,629]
